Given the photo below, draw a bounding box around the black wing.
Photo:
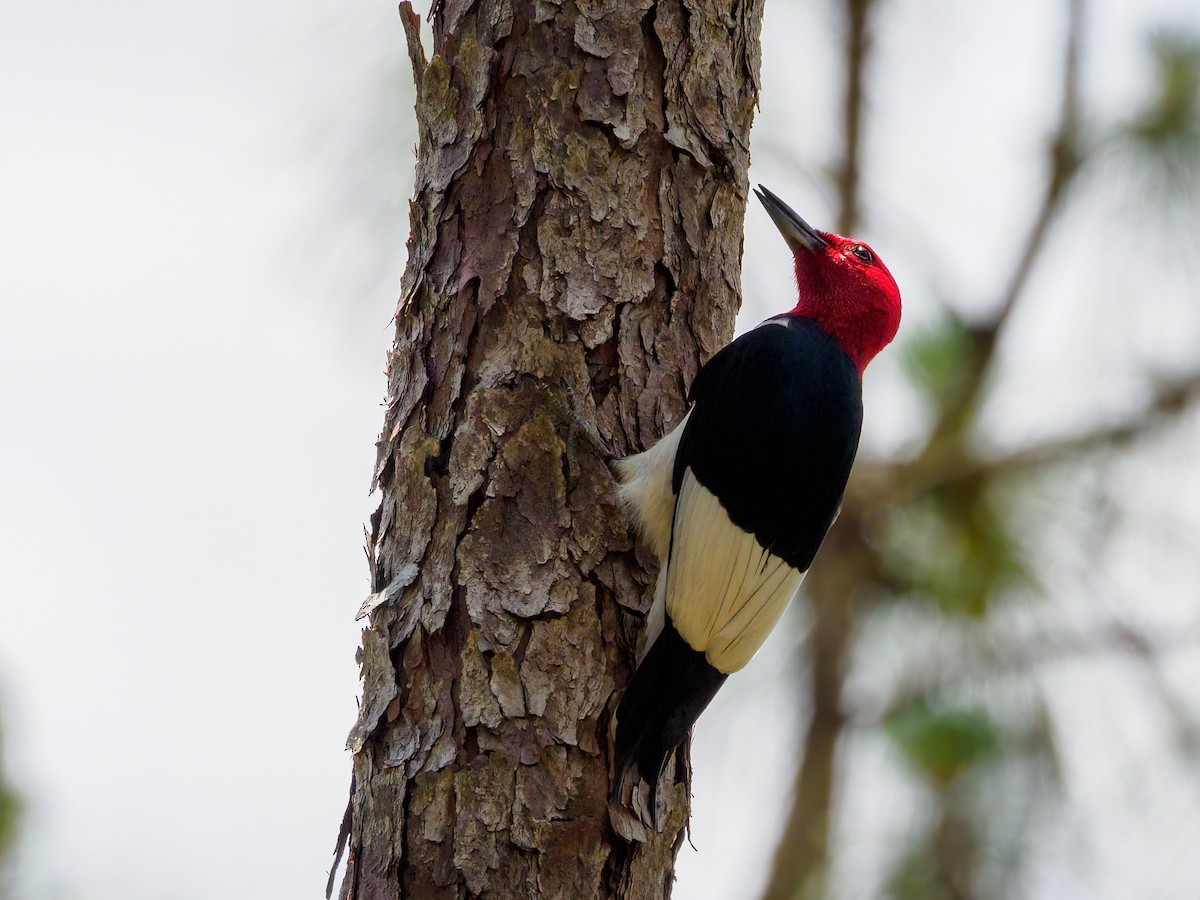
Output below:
[673,316,863,571]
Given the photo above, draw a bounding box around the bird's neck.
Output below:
[789,299,898,374]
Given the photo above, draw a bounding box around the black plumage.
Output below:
[612,620,727,816]
[675,315,863,571]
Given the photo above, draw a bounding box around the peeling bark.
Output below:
[338,1,763,896]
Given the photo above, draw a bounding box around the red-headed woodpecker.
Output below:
[612,186,902,824]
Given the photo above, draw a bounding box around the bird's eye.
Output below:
[850,244,874,263]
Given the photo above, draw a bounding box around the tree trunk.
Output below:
[335,1,763,896]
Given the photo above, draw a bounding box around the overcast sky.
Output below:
[2,1,1199,899]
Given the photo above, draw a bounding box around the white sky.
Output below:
[2,1,1199,899]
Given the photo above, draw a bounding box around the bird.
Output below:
[611,185,903,826]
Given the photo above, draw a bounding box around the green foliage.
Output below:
[904,315,981,418]
[877,486,1029,618]
[0,789,16,866]
[886,702,1000,787]
[883,701,1061,900]
[1127,31,1200,149]
[886,847,967,900]
[1119,29,1200,206]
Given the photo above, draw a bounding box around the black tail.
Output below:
[612,620,728,821]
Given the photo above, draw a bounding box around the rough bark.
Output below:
[336,1,763,897]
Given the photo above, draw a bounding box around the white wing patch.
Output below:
[666,469,805,674]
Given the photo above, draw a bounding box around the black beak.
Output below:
[754,185,828,254]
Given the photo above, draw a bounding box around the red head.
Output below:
[755,185,902,373]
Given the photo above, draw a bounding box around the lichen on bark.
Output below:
[337,0,764,896]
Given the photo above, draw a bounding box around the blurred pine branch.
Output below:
[763,2,1200,898]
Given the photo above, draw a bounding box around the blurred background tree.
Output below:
[757,1,1200,898]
